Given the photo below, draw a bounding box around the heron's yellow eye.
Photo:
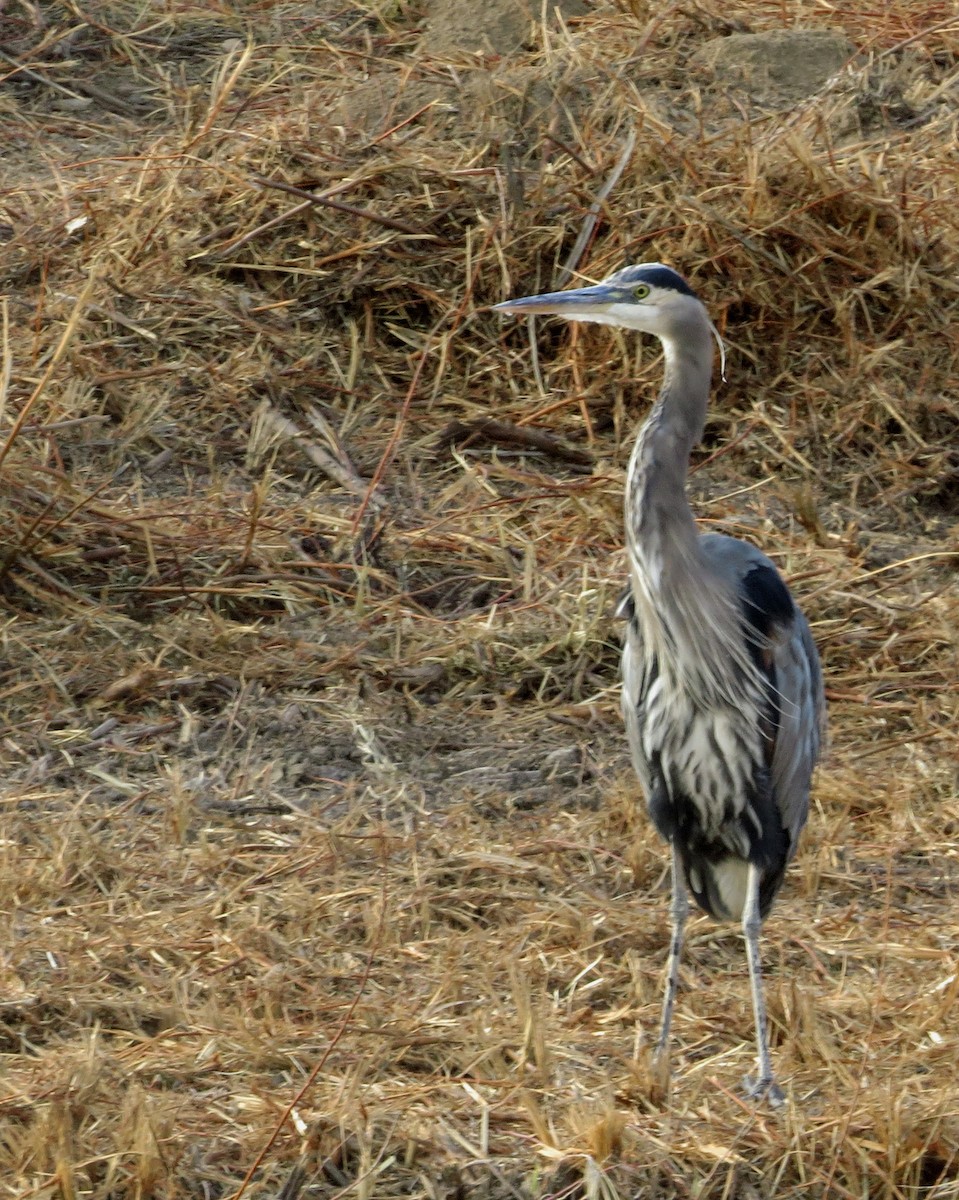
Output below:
[633,284,650,300]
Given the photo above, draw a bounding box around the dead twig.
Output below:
[435,418,594,470]
[252,175,446,241]
[259,404,386,510]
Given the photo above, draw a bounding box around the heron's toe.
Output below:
[742,1073,786,1108]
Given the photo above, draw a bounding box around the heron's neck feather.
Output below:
[623,323,751,704]
[625,328,712,564]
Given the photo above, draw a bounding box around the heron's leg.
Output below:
[653,842,688,1075]
[742,862,785,1106]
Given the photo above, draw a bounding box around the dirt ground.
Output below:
[0,1,957,1197]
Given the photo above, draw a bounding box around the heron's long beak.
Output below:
[492,283,619,317]
[493,283,728,382]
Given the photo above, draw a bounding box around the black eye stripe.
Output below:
[610,264,697,298]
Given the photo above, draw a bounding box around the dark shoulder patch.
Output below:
[740,562,795,641]
[739,564,792,764]
[740,562,795,676]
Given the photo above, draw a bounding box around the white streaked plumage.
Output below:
[494,263,825,1105]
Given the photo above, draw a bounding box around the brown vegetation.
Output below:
[0,0,957,1196]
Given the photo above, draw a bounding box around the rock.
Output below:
[421,0,588,57]
[692,29,855,106]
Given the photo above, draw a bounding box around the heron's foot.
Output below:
[742,1073,786,1108]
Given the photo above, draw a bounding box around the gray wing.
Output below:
[701,533,825,851]
[769,610,824,849]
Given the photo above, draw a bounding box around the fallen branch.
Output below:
[435,417,594,470]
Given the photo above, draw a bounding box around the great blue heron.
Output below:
[494,263,824,1103]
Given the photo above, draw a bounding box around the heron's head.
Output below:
[494,262,725,377]
[494,262,710,339]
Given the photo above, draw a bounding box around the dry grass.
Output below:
[0,0,957,1196]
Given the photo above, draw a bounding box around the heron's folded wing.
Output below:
[739,559,824,849]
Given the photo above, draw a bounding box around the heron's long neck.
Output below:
[623,323,762,705]
[625,328,713,571]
